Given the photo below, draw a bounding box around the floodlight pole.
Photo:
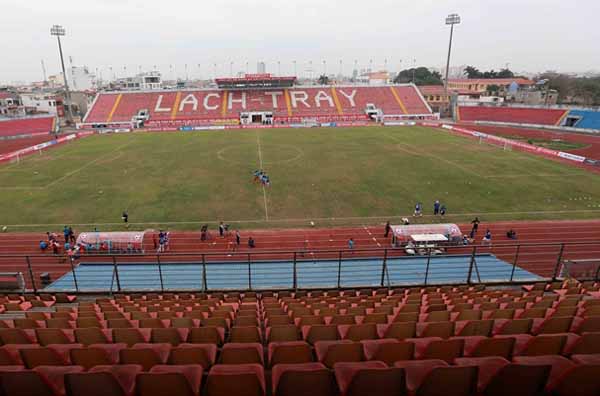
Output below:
[444,13,461,95]
[50,24,73,124]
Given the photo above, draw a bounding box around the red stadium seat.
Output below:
[333,361,406,396]
[271,363,336,396]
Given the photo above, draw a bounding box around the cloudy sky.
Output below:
[1,0,599,83]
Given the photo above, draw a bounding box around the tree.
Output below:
[464,66,517,80]
[536,72,600,106]
[497,68,515,78]
[486,84,501,95]
[318,75,329,85]
[464,66,482,79]
[393,67,443,85]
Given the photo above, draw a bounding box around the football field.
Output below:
[1,126,600,230]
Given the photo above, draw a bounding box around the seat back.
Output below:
[120,349,162,371]
[74,327,109,345]
[113,328,146,347]
[370,342,415,366]
[536,316,573,334]
[523,335,566,356]
[457,320,493,337]
[344,324,378,341]
[498,319,532,335]
[417,366,478,396]
[136,372,195,396]
[269,342,313,367]
[321,342,364,368]
[0,328,32,344]
[168,346,214,369]
[35,328,71,346]
[187,327,222,345]
[0,371,54,396]
[20,347,65,368]
[422,339,464,363]
[347,367,407,396]
[552,365,600,396]
[267,325,300,342]
[471,337,515,359]
[229,327,261,343]
[70,348,113,370]
[151,328,182,346]
[304,325,339,344]
[65,372,126,396]
[483,364,550,396]
[384,322,416,340]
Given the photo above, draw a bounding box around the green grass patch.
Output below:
[1,126,599,231]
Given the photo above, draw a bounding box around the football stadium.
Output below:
[1,2,600,396]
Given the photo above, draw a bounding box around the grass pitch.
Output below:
[1,126,600,230]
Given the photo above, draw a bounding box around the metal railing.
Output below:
[3,240,600,293]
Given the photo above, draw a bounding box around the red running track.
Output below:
[1,219,599,289]
[0,135,54,155]
[457,124,600,159]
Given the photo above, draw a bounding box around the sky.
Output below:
[1,0,599,84]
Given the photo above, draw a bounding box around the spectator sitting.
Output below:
[248,237,256,248]
[482,229,492,245]
[405,240,416,255]
[462,235,470,245]
[506,229,517,240]
[39,240,48,252]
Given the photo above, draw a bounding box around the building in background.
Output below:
[113,71,162,90]
[257,62,266,74]
[67,66,96,91]
[0,91,23,116]
[447,78,535,93]
[20,93,65,116]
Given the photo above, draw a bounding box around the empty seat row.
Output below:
[2,333,600,370]
[2,356,600,396]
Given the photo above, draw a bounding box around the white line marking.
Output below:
[44,141,134,189]
[3,209,600,228]
[0,140,134,191]
[256,131,269,221]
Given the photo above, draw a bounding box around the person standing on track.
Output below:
[384,221,391,238]
[68,227,75,244]
[482,229,492,246]
[63,226,70,243]
[470,217,480,238]
[235,230,241,247]
[219,222,225,237]
[348,238,354,250]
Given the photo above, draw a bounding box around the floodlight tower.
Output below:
[444,13,461,95]
[50,24,73,124]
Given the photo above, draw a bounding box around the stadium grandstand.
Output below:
[0,116,57,138]
[2,1,600,395]
[457,105,568,126]
[457,104,600,131]
[81,75,435,129]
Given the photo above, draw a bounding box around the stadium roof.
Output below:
[215,74,297,89]
[448,78,535,86]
